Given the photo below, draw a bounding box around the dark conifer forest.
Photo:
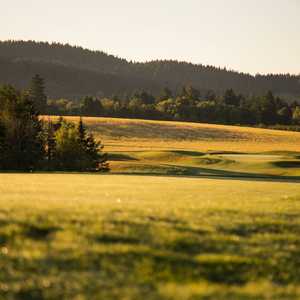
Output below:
[0,40,300,100]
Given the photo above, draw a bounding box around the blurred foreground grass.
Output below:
[0,174,300,299]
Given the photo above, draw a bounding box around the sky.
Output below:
[1,0,299,75]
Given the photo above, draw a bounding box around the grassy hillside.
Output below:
[49,116,300,152]
[46,116,300,179]
[1,174,300,299]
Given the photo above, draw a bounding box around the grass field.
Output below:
[0,174,300,300]
[47,116,300,179]
[48,116,300,152]
[2,117,299,299]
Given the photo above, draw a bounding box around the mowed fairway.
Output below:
[1,174,300,299]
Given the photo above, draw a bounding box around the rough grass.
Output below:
[1,174,300,299]
[46,116,300,152]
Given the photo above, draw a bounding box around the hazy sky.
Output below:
[1,0,299,75]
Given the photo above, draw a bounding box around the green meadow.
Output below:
[109,150,300,179]
[0,173,300,300]
[1,117,300,299]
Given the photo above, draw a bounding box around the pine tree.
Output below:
[80,97,102,116]
[76,117,109,171]
[28,74,47,114]
[85,133,109,171]
[0,85,44,170]
[223,89,240,106]
[77,116,86,145]
[292,107,300,124]
[45,118,56,169]
[0,120,6,168]
[157,87,173,102]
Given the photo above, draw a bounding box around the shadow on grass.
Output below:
[219,222,300,238]
[170,150,205,157]
[164,163,300,182]
[171,238,241,256]
[16,289,44,300]
[107,153,138,161]
[146,215,184,225]
[207,150,246,155]
[0,219,9,227]
[0,233,8,245]
[26,249,257,285]
[2,168,300,183]
[115,162,300,183]
[272,161,300,168]
[95,234,141,245]
[24,224,61,240]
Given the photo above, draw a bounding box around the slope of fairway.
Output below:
[108,150,300,178]
[49,116,300,152]
[1,174,300,300]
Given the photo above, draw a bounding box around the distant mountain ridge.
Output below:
[0,40,299,100]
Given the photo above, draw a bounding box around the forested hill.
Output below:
[0,56,159,99]
[0,40,299,99]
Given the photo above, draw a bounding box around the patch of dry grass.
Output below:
[45,116,300,152]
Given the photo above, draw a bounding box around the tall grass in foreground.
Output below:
[0,174,300,299]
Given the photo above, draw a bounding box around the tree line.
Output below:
[48,84,300,126]
[0,79,108,171]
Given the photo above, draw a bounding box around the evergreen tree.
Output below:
[77,117,108,171]
[0,85,44,170]
[277,106,292,125]
[223,89,240,106]
[80,96,103,116]
[260,91,278,125]
[45,118,56,169]
[77,116,86,144]
[28,74,47,114]
[133,90,155,105]
[179,85,200,101]
[157,87,173,102]
[204,90,216,101]
[185,85,200,101]
[179,86,189,98]
[0,120,5,168]
[292,107,300,124]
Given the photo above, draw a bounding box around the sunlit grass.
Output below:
[107,150,300,178]
[45,116,300,152]
[4,116,300,299]
[0,174,300,299]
